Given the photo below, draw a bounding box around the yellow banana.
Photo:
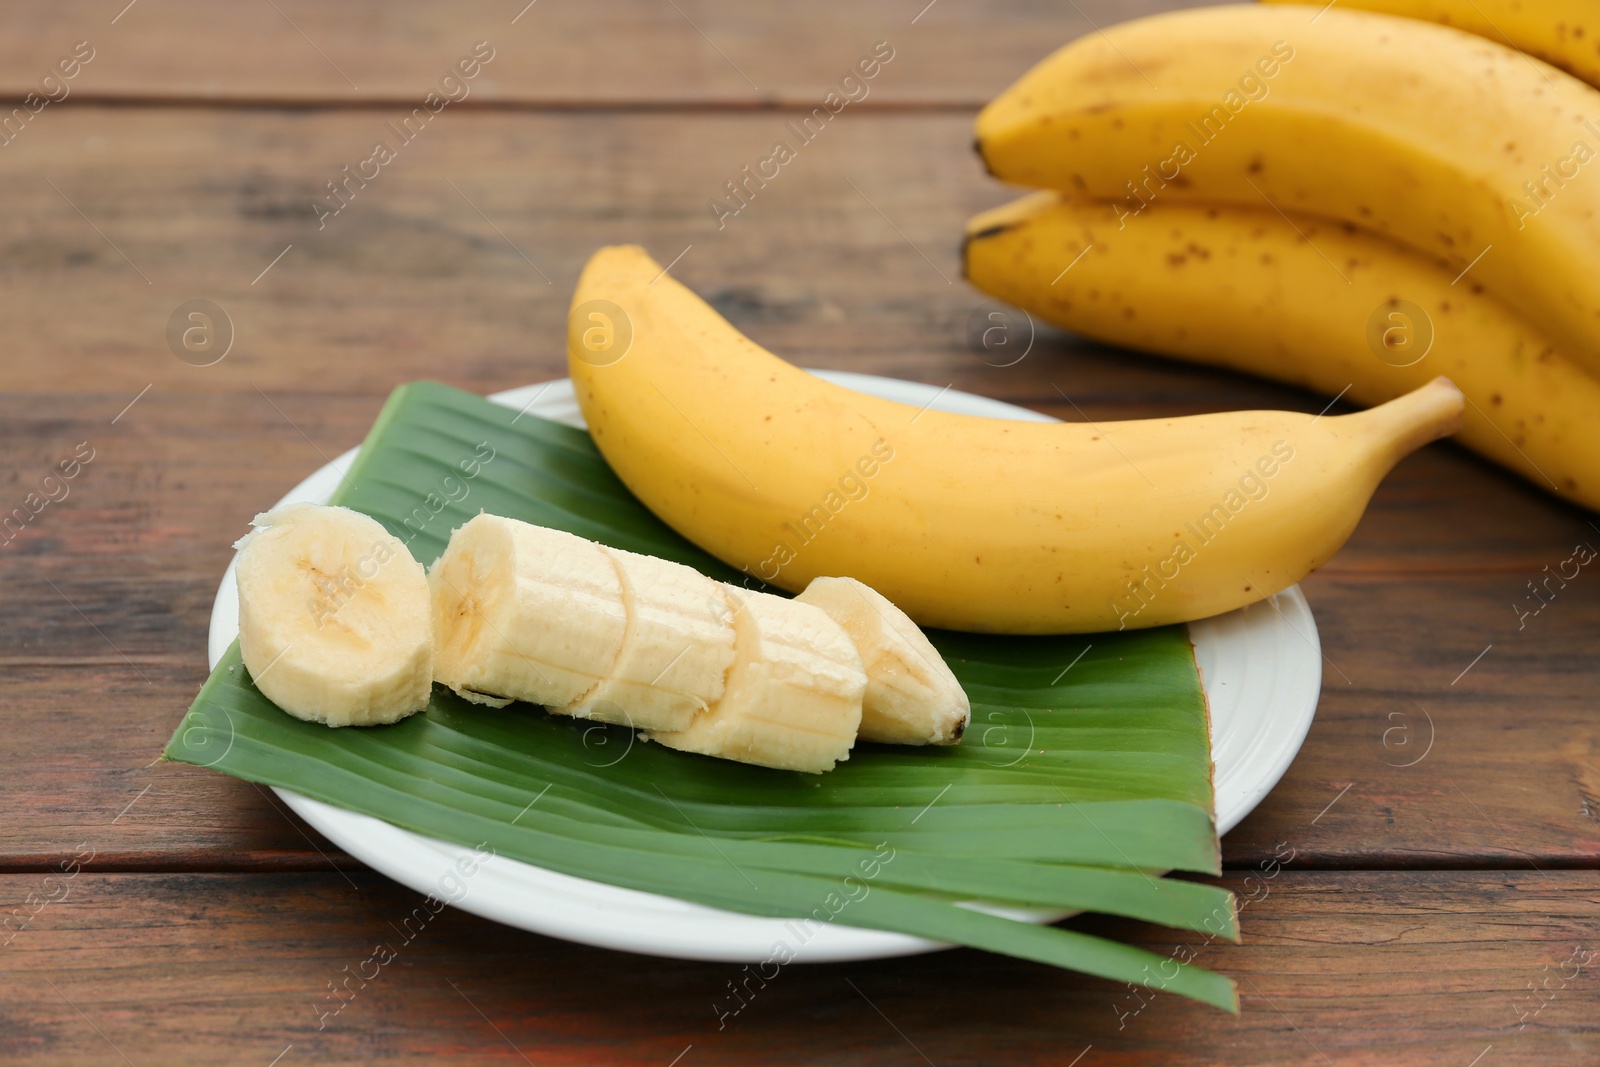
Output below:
[964,192,1600,512]
[975,4,1600,378]
[566,246,1464,635]
[1266,0,1600,88]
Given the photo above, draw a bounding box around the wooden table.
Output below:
[3,2,1596,1063]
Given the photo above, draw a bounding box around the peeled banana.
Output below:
[644,587,867,774]
[797,576,969,745]
[428,513,961,772]
[429,513,733,732]
[1273,0,1600,89]
[975,4,1600,379]
[234,503,434,726]
[232,502,960,770]
[567,245,1465,634]
[430,514,634,712]
[565,544,738,732]
[964,192,1600,511]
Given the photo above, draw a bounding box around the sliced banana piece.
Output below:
[562,546,737,732]
[234,503,433,727]
[797,576,970,746]
[429,513,627,708]
[646,589,866,774]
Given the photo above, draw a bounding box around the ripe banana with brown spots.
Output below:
[964,192,1600,511]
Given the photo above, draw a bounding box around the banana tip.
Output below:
[959,222,1011,279]
[1422,375,1466,438]
[1351,375,1466,460]
[972,136,997,178]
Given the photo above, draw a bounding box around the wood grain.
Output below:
[3,2,1598,1058]
[0,103,1590,522]
[2,390,1596,868]
[5,573,1598,871]
[0,107,1047,399]
[0,0,1209,107]
[1,870,1594,1065]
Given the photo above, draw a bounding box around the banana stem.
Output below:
[1341,376,1465,462]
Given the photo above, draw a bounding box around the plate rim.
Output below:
[204,372,1321,963]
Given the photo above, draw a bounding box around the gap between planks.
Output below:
[0,93,986,114]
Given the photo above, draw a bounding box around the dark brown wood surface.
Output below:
[4,871,1597,1065]
[0,0,1210,106]
[2,2,1596,1063]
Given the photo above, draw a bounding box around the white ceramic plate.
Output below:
[206,373,1321,963]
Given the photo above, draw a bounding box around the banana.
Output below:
[644,588,867,774]
[234,503,433,727]
[974,4,1600,379]
[429,513,631,711]
[430,513,868,771]
[964,192,1600,511]
[235,504,947,768]
[566,245,1465,634]
[796,576,969,745]
[1268,0,1600,89]
[562,544,737,732]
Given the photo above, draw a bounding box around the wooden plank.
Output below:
[3,567,1595,869]
[4,390,1589,606]
[1,113,1595,870]
[1,870,1594,1064]
[1,397,1596,869]
[1223,566,1600,867]
[0,106,1592,540]
[0,107,1067,400]
[0,661,356,871]
[0,1,1207,108]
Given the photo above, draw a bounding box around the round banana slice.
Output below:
[234,503,434,727]
[797,576,969,745]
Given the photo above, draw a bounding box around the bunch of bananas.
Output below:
[965,2,1600,512]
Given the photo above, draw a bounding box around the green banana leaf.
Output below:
[165,381,1236,1011]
